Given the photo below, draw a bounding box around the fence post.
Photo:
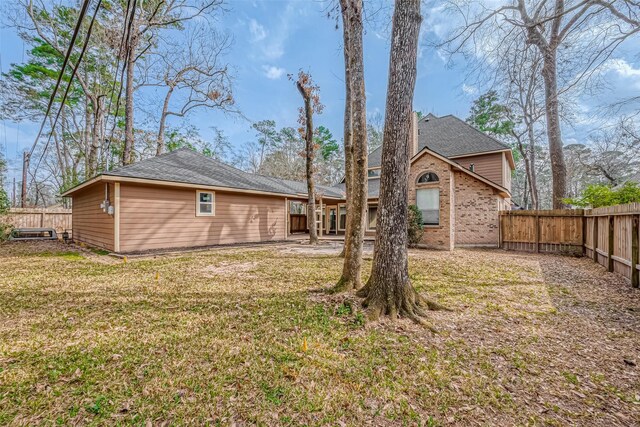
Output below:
[592,214,598,262]
[632,214,639,288]
[40,210,45,227]
[608,215,614,272]
[581,214,586,256]
[535,213,540,253]
[498,212,503,249]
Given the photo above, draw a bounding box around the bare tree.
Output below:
[367,111,384,154]
[293,71,324,245]
[119,0,225,165]
[258,127,305,181]
[152,26,234,155]
[503,42,546,209]
[357,0,445,324]
[334,0,368,292]
[566,117,640,188]
[440,0,640,208]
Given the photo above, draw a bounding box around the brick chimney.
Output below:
[410,111,419,158]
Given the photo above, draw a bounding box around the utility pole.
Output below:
[12,177,16,207]
[21,151,30,208]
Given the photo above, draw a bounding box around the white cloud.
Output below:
[247,1,304,61]
[249,19,267,42]
[262,65,285,80]
[263,43,284,60]
[462,83,478,95]
[603,58,640,84]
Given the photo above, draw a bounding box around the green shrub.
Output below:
[0,223,13,242]
[564,181,640,208]
[0,187,9,215]
[0,187,11,242]
[408,204,424,247]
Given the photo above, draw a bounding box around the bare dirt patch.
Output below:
[202,261,258,276]
[278,240,374,256]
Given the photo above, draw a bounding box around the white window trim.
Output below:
[196,190,215,217]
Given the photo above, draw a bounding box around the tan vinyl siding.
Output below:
[453,152,504,186]
[118,183,286,252]
[502,152,512,192]
[71,182,115,250]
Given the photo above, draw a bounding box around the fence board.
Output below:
[500,205,640,286]
[289,214,307,233]
[1,208,72,235]
[500,210,583,254]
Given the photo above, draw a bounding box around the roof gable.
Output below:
[411,147,510,197]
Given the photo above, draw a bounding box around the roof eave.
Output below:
[60,175,104,197]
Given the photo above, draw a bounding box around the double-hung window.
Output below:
[416,188,439,226]
[196,191,215,216]
[367,205,378,230]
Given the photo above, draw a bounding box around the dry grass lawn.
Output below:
[0,241,639,426]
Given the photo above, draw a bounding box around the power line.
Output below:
[27,0,92,158]
[103,0,135,168]
[31,0,104,175]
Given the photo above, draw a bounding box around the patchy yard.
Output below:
[0,242,638,426]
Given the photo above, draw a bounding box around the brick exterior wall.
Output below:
[367,150,510,250]
[453,170,503,246]
[408,153,454,250]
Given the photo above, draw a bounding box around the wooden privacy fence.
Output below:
[584,204,639,287]
[1,208,72,234]
[289,214,307,233]
[499,204,640,287]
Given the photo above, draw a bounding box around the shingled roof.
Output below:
[332,178,380,199]
[65,148,345,199]
[368,113,511,168]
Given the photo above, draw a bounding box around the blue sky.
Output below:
[1,0,639,191]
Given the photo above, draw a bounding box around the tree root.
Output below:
[416,293,452,312]
[329,275,361,294]
[358,284,450,332]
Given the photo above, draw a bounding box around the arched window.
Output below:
[417,172,439,183]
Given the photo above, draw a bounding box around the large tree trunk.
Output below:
[297,82,318,245]
[123,28,138,166]
[339,0,353,259]
[541,50,566,208]
[157,86,174,156]
[335,0,367,292]
[357,0,443,325]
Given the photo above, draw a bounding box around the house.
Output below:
[354,113,514,249]
[61,113,513,253]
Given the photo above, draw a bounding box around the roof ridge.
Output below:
[106,147,186,174]
[182,149,345,196]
